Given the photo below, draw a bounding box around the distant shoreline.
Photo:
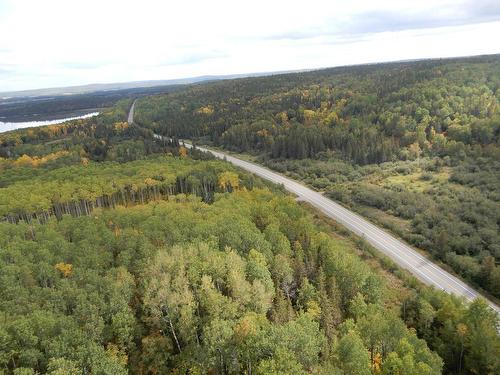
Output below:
[0,112,99,134]
[0,108,101,123]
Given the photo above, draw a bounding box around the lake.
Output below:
[0,112,99,134]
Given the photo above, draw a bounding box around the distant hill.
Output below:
[0,84,183,122]
[0,71,305,99]
[0,69,310,122]
[0,78,213,99]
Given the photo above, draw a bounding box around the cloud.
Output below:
[0,64,16,76]
[346,2,500,35]
[468,0,500,18]
[0,0,499,91]
[264,0,500,41]
[0,68,13,76]
[59,61,113,70]
[155,50,228,67]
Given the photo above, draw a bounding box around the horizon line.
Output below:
[2,52,499,97]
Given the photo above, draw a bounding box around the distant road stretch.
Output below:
[127,100,136,124]
[129,101,500,314]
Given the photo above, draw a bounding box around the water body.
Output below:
[0,112,99,134]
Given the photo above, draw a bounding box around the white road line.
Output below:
[189,143,499,314]
[141,100,498,316]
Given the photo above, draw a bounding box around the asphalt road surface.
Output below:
[129,102,500,314]
[190,143,500,314]
[127,100,136,124]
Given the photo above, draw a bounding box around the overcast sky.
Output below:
[1,0,499,92]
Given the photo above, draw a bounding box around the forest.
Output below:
[0,185,459,375]
[0,85,183,123]
[0,65,498,374]
[134,55,500,299]
[1,153,498,374]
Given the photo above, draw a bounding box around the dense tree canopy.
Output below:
[1,179,450,374]
[1,59,499,374]
[135,55,500,298]
[135,55,499,164]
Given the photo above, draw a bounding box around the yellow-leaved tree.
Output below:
[218,171,239,192]
[55,262,73,277]
[178,146,188,158]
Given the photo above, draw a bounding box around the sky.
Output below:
[0,0,499,92]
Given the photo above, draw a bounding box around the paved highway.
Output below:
[127,100,136,124]
[190,144,500,313]
[129,101,500,314]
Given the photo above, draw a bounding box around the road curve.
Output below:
[127,100,136,124]
[130,104,500,314]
